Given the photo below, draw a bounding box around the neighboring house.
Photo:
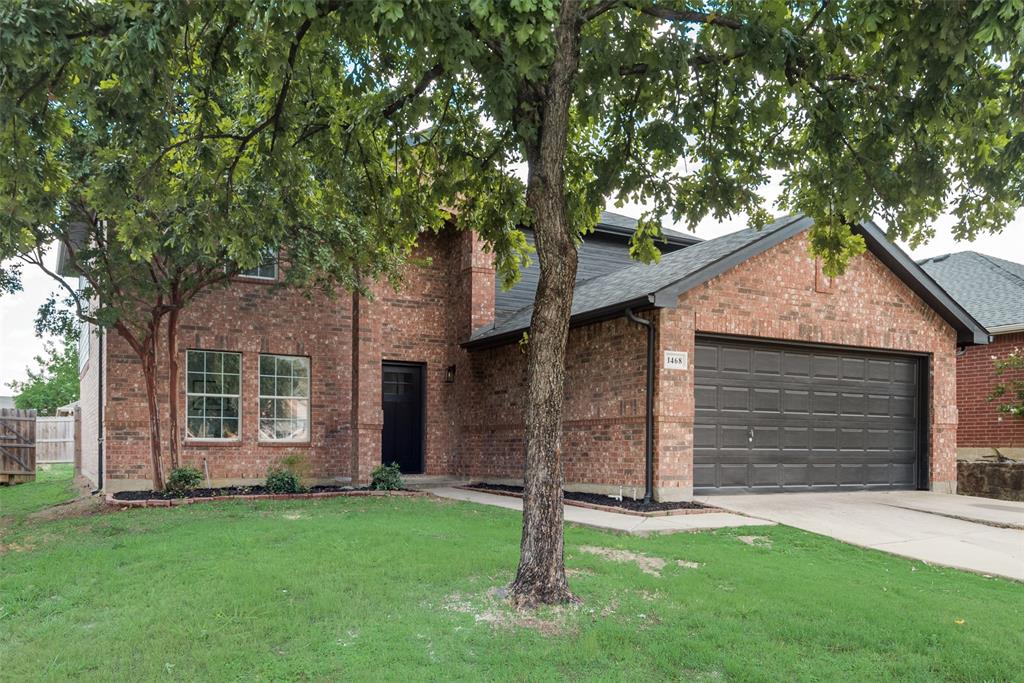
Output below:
[69,212,987,498]
[920,252,1024,459]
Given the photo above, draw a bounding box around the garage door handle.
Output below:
[748,428,754,443]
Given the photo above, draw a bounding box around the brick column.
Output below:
[350,292,383,485]
[930,350,959,493]
[460,230,496,338]
[652,306,697,501]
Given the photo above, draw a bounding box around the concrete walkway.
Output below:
[694,491,1024,581]
[430,487,774,535]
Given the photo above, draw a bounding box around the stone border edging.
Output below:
[458,486,723,517]
[106,489,426,508]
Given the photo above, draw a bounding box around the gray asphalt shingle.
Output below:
[919,251,1024,331]
[471,214,803,343]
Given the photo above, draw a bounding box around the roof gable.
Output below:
[467,215,989,348]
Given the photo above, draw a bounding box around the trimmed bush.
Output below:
[265,467,305,494]
[166,467,204,496]
[371,463,404,491]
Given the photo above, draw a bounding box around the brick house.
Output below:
[920,252,1024,459]
[73,212,987,499]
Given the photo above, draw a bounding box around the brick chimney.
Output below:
[459,230,496,338]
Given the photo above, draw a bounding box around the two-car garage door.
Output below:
[693,337,924,493]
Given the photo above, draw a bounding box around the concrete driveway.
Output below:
[693,491,1024,581]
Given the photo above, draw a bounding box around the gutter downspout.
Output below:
[92,327,104,494]
[625,308,654,504]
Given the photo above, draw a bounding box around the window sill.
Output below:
[184,439,242,448]
[258,440,311,448]
[233,275,278,284]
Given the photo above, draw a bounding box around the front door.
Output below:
[381,363,424,474]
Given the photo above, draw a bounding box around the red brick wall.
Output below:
[102,277,356,489]
[101,229,486,490]
[956,332,1024,450]
[458,315,648,495]
[460,233,960,498]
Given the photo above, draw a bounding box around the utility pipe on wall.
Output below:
[624,308,655,504]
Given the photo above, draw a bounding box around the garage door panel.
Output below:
[749,464,780,487]
[783,390,810,413]
[753,350,782,375]
[812,355,839,379]
[720,386,749,411]
[839,428,866,450]
[812,391,839,415]
[840,392,866,416]
[694,384,717,411]
[721,425,750,448]
[694,337,921,493]
[718,464,750,487]
[721,347,750,372]
[693,424,716,449]
[752,388,780,413]
[841,357,866,380]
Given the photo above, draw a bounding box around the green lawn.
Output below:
[0,464,77,521]
[1,470,1022,682]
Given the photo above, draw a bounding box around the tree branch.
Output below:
[380,63,445,120]
[638,4,743,29]
[582,0,621,22]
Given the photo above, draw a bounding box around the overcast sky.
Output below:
[1,199,1021,392]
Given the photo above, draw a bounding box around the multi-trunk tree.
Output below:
[2,0,1021,606]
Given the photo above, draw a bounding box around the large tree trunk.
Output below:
[508,0,582,610]
[166,307,181,471]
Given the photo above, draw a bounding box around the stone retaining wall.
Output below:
[957,461,1024,502]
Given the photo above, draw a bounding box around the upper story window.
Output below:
[186,350,241,440]
[240,248,278,280]
[259,354,310,442]
[77,321,90,372]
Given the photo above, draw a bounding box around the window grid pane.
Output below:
[186,350,242,440]
[259,354,310,442]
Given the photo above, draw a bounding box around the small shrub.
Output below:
[166,467,204,496]
[371,463,404,491]
[265,467,305,494]
[277,453,309,485]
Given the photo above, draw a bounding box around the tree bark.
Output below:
[141,333,166,491]
[166,307,181,471]
[508,0,582,609]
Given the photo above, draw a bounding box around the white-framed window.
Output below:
[259,354,310,442]
[240,248,278,280]
[186,350,241,440]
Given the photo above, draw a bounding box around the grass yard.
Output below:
[2,469,1022,682]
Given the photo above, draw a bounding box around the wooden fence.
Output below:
[0,408,36,484]
[36,416,75,464]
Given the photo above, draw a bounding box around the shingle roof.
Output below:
[918,251,1024,332]
[466,215,990,348]
[470,214,810,344]
[596,210,701,244]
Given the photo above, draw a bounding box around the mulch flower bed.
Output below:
[461,483,720,517]
[108,485,422,508]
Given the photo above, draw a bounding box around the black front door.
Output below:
[382,363,424,474]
